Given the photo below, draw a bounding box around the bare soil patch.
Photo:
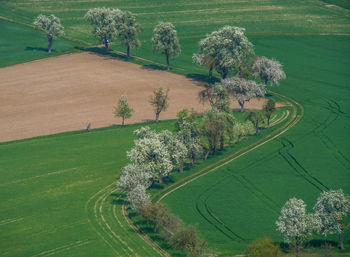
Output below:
[0,52,270,142]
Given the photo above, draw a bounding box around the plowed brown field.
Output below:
[0,52,269,142]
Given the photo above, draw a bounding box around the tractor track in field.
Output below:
[86,91,302,256]
[149,91,303,248]
[85,182,166,256]
[154,92,302,205]
[82,92,300,257]
[193,110,290,243]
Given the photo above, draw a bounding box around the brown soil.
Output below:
[0,52,273,143]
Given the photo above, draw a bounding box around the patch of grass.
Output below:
[0,120,175,257]
[0,19,77,67]
[321,0,350,10]
[162,35,350,255]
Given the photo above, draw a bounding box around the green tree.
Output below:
[170,225,208,257]
[193,26,254,79]
[314,189,350,250]
[201,108,235,157]
[245,236,283,257]
[116,11,142,60]
[176,109,202,166]
[246,111,265,135]
[263,99,276,128]
[198,84,230,112]
[149,87,169,121]
[114,95,134,126]
[33,14,64,53]
[152,22,181,70]
[85,8,123,49]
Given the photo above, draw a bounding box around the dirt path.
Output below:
[0,52,268,143]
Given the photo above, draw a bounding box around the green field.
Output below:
[1,0,350,256]
[0,19,77,67]
[0,0,349,68]
[162,35,350,254]
[0,122,176,257]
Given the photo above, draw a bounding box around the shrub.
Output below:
[245,236,282,257]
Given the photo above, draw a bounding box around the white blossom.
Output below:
[127,135,173,182]
[313,189,350,235]
[117,164,152,191]
[158,130,188,172]
[253,57,286,86]
[222,77,266,112]
[127,184,150,210]
[276,198,315,245]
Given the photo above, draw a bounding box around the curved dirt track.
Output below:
[0,52,268,143]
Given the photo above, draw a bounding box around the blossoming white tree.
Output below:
[253,57,286,86]
[222,77,266,112]
[85,8,123,49]
[276,198,315,256]
[117,164,152,191]
[152,22,180,70]
[193,26,254,79]
[33,14,64,53]
[158,130,188,173]
[127,184,150,209]
[313,189,350,250]
[127,136,173,184]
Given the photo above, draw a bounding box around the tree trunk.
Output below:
[122,117,125,127]
[179,161,184,172]
[126,44,130,60]
[191,153,195,166]
[203,150,210,160]
[295,236,300,257]
[166,54,170,70]
[255,121,259,135]
[267,115,270,128]
[48,37,53,53]
[209,65,213,80]
[158,175,163,184]
[222,69,228,79]
[220,136,224,151]
[155,112,160,122]
[104,36,109,49]
[238,101,245,112]
[213,144,217,155]
[339,230,344,250]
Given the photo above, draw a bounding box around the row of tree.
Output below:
[114,87,169,126]
[33,10,285,88]
[276,189,350,256]
[118,99,279,207]
[137,202,209,256]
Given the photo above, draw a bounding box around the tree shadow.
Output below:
[306,239,338,248]
[25,46,52,52]
[186,73,219,85]
[75,46,128,61]
[141,64,167,71]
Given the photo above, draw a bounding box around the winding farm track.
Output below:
[153,91,304,203]
[85,90,303,256]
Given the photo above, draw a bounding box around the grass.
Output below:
[0,19,77,67]
[0,0,350,67]
[161,35,350,255]
[0,121,175,257]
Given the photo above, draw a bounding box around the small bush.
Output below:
[245,236,282,257]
